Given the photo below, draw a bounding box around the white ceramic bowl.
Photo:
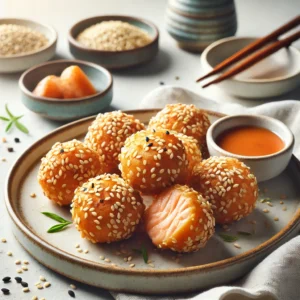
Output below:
[201,37,300,98]
[0,18,57,73]
[206,114,294,182]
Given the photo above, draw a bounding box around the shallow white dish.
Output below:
[201,36,300,99]
[5,109,300,294]
[207,114,294,182]
[0,18,57,73]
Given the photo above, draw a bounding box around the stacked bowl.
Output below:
[165,0,237,52]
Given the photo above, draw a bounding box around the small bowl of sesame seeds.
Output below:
[0,18,57,73]
[68,15,159,69]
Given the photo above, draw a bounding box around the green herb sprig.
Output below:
[0,104,29,134]
[237,231,252,236]
[42,212,72,233]
[133,245,148,263]
[218,233,238,243]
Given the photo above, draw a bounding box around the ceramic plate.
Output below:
[5,109,300,294]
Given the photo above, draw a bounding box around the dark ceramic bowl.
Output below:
[68,15,159,69]
[19,59,113,121]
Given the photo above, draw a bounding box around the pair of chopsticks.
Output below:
[197,15,300,88]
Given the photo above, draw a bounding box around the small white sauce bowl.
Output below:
[0,18,57,73]
[206,115,294,182]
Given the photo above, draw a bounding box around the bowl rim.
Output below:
[201,36,300,84]
[18,59,113,103]
[68,15,159,54]
[207,114,295,161]
[0,18,57,59]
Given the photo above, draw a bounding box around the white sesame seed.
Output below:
[23,287,30,293]
[44,282,51,288]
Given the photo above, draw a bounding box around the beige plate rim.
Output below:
[5,108,300,277]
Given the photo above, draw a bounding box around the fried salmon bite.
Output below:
[172,132,202,181]
[191,157,258,224]
[118,129,188,194]
[71,174,145,243]
[144,185,215,253]
[38,140,103,206]
[84,111,145,174]
[148,104,211,157]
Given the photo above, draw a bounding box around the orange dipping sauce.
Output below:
[216,126,285,156]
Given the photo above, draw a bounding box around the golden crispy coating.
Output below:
[191,157,258,224]
[119,129,188,194]
[84,111,145,174]
[71,174,145,243]
[144,185,215,253]
[148,104,211,157]
[172,132,202,181]
[38,140,103,206]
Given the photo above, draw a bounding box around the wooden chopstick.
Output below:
[196,15,300,83]
[202,30,300,88]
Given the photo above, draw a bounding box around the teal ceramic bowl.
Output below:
[68,15,159,69]
[19,59,113,121]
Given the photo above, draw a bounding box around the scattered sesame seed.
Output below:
[99,256,105,260]
[22,266,28,271]
[75,244,80,248]
[1,288,10,295]
[32,296,38,300]
[17,269,23,274]
[2,277,11,283]
[39,276,46,282]
[1,238,7,243]
[15,260,21,265]
[23,260,29,265]
[36,284,43,290]
[280,201,284,205]
[44,282,51,288]
[7,147,14,152]
[104,258,111,263]
[234,243,241,249]
[84,249,89,254]
[7,251,12,256]
[15,277,22,283]
[30,193,36,198]
[68,290,76,298]
[129,263,135,268]
[274,217,279,221]
[2,137,7,143]
[14,137,20,143]
[1,157,6,161]
[70,284,77,290]
[23,287,30,293]
[21,281,28,287]
[263,209,269,213]
[282,206,287,211]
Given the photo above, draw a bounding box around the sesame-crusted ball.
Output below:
[119,129,188,195]
[144,185,215,253]
[38,140,103,206]
[172,132,202,181]
[84,111,145,174]
[148,104,211,157]
[71,174,145,243]
[191,157,258,224]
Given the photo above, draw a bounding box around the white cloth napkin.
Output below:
[111,86,300,300]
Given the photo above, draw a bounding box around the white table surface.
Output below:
[0,0,299,299]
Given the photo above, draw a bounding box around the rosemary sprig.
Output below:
[133,245,148,263]
[42,212,72,233]
[0,104,29,134]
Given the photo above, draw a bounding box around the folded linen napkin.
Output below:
[111,86,300,300]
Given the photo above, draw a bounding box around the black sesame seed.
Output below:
[7,147,13,152]
[1,288,10,295]
[15,277,22,283]
[166,131,170,135]
[60,148,65,153]
[159,81,165,85]
[83,188,87,192]
[164,147,168,152]
[147,143,153,147]
[91,183,94,188]
[152,129,156,133]
[100,199,104,203]
[175,76,180,80]
[2,277,11,283]
[145,137,149,142]
[14,137,20,143]
[68,289,76,298]
[21,281,28,287]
